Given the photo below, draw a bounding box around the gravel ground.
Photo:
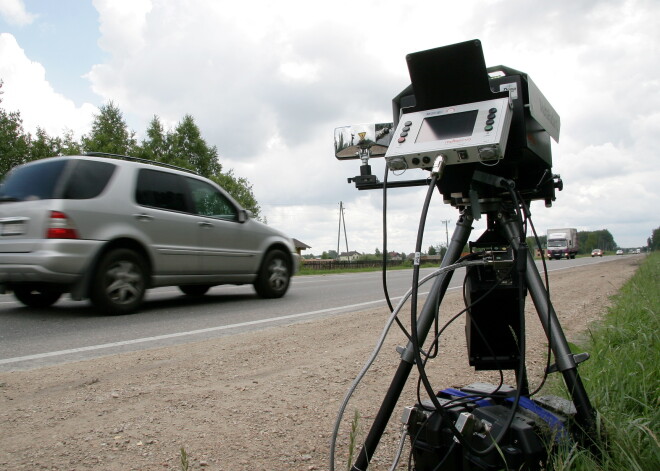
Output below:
[0,256,643,470]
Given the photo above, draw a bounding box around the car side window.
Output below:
[62,160,116,199]
[187,177,238,221]
[135,169,190,212]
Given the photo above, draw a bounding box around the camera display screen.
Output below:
[415,110,478,143]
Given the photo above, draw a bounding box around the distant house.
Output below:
[388,252,403,261]
[292,238,311,256]
[338,251,361,261]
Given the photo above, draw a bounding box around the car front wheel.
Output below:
[13,285,62,308]
[91,249,147,315]
[254,249,291,298]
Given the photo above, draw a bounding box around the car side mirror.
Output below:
[238,209,251,223]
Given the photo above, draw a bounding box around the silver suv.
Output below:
[0,154,299,314]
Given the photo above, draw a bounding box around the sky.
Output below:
[1,0,658,254]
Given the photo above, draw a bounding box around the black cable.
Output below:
[408,173,476,452]
[407,179,540,461]
[466,186,529,459]
[451,190,528,457]
[407,180,523,456]
[415,263,512,410]
[382,166,395,313]
[381,165,415,345]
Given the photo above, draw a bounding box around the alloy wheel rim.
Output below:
[268,259,288,291]
[105,261,143,304]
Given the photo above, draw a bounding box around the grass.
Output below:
[180,447,189,471]
[547,252,659,470]
[346,409,361,471]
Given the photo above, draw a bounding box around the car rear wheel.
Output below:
[254,249,291,298]
[91,249,147,315]
[179,285,212,296]
[13,285,62,308]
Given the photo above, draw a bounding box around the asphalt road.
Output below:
[0,256,616,371]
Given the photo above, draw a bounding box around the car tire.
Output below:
[13,285,62,308]
[179,285,211,296]
[91,249,147,315]
[254,249,291,299]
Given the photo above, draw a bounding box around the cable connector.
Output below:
[453,412,476,443]
[453,412,492,444]
[431,154,447,177]
[401,406,415,426]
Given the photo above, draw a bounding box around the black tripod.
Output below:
[350,204,598,471]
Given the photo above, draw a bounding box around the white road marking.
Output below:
[0,259,613,365]
[1,288,453,365]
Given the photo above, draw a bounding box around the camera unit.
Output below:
[335,39,563,207]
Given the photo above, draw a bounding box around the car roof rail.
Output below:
[83,152,200,175]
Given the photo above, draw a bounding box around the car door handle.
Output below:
[198,221,213,228]
[133,213,154,221]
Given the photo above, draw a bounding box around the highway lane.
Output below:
[0,255,618,371]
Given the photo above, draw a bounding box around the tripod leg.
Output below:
[498,212,598,440]
[350,211,474,471]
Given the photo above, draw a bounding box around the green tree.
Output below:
[59,130,82,155]
[428,245,437,256]
[82,101,136,155]
[578,229,616,253]
[141,114,261,218]
[28,127,61,160]
[0,107,30,178]
[139,115,170,162]
[212,170,261,219]
[169,114,221,177]
[650,226,660,251]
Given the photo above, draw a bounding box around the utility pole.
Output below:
[337,202,349,259]
[441,219,451,250]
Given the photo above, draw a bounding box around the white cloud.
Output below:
[2,0,658,252]
[0,33,97,138]
[86,0,659,250]
[0,0,35,26]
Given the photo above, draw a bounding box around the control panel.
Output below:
[385,97,513,170]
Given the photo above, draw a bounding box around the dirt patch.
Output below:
[0,257,643,470]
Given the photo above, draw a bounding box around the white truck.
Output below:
[546,228,579,259]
